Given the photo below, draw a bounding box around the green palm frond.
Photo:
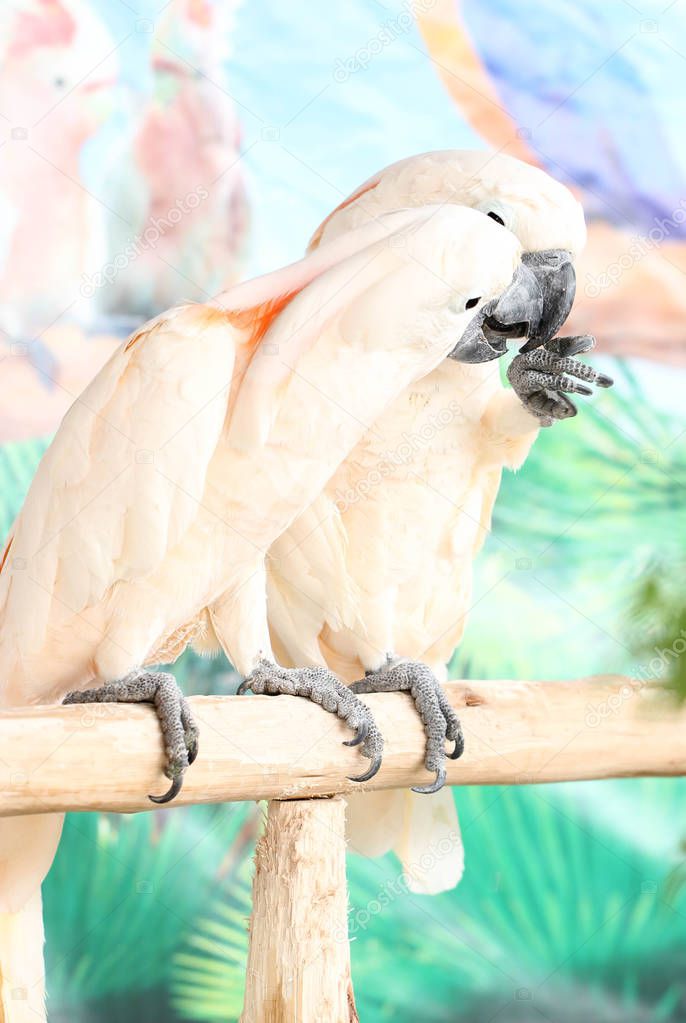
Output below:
[626,564,686,700]
[44,802,258,1014]
[170,852,254,1021]
[348,784,686,1021]
[451,362,686,683]
[494,362,686,566]
[165,784,686,1023]
[551,777,686,869]
[0,437,49,537]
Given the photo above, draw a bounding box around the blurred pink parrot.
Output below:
[0,0,118,338]
[0,0,120,439]
[100,0,248,323]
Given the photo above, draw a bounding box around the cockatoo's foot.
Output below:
[508,335,613,426]
[63,670,198,804]
[238,659,383,782]
[350,658,464,794]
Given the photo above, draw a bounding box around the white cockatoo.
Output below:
[266,150,613,893]
[0,201,558,1020]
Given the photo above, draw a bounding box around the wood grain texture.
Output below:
[0,675,680,815]
[240,798,356,1023]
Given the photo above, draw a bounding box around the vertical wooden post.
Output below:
[241,796,358,1023]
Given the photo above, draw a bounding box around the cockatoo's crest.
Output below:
[0,538,12,576]
[125,288,306,358]
[214,206,435,361]
[309,149,586,258]
[188,0,213,27]
[3,0,120,97]
[8,0,76,59]
[123,304,231,352]
[309,178,381,251]
[151,0,240,73]
[224,289,303,347]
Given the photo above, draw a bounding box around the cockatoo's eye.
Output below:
[487,212,505,226]
[465,297,481,310]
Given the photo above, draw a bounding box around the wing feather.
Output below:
[0,304,236,653]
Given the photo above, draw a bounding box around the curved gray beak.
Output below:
[448,249,576,364]
[490,249,576,354]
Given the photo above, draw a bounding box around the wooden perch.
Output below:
[3,675,682,1023]
[241,797,355,1023]
[0,674,682,816]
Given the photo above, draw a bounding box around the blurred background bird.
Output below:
[0,0,249,442]
[0,0,120,439]
[99,0,248,325]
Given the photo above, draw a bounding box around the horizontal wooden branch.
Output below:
[0,675,681,816]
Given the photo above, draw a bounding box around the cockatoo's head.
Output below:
[1,0,119,143]
[346,205,552,366]
[309,149,587,358]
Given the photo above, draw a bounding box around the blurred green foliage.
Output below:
[628,571,686,703]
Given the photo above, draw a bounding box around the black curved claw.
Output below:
[187,741,199,766]
[348,755,382,784]
[149,775,183,804]
[343,720,369,747]
[596,372,614,388]
[412,767,447,795]
[547,334,594,358]
[236,679,252,695]
[447,735,465,760]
